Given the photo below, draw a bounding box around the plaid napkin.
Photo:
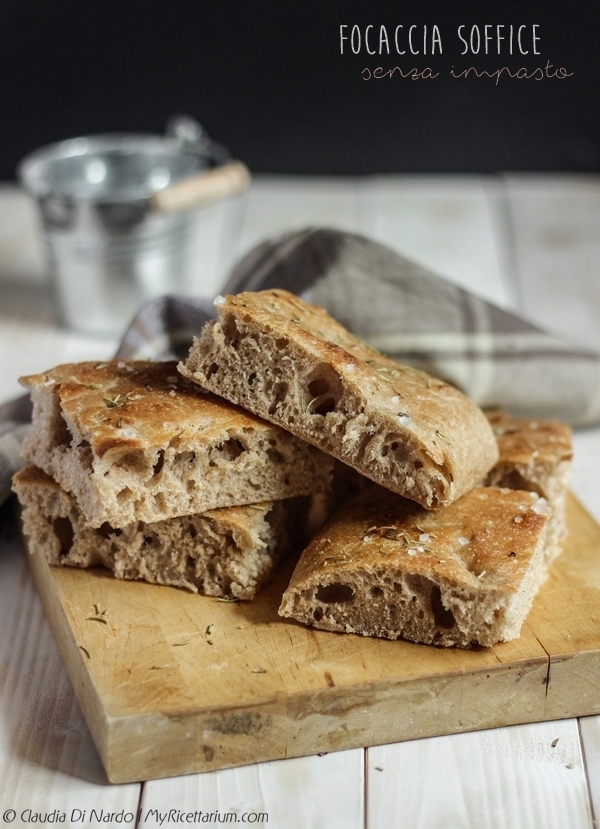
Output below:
[2,227,598,507]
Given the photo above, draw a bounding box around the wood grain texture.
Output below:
[21,493,599,784]
[366,720,593,829]
[142,749,364,829]
[0,524,140,825]
[579,716,600,826]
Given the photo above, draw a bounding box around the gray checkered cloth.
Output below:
[2,227,598,507]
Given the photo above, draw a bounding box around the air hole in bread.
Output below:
[144,535,154,545]
[219,438,245,460]
[56,415,73,448]
[154,492,167,512]
[117,486,133,504]
[153,449,165,477]
[313,607,323,622]
[414,460,423,470]
[276,337,289,349]
[222,314,240,347]
[491,468,542,496]
[304,365,343,416]
[316,583,355,603]
[186,555,197,573]
[115,451,147,474]
[268,448,284,464]
[96,522,121,540]
[371,586,384,597]
[308,395,336,416]
[187,525,197,539]
[308,378,332,398]
[248,372,257,385]
[268,382,288,415]
[430,585,456,629]
[53,517,74,555]
[207,362,219,378]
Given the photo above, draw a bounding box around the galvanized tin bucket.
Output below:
[18,117,248,335]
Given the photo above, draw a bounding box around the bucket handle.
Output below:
[149,160,251,214]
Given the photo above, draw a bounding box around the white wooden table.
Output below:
[0,175,599,828]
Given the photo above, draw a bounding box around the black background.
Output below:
[0,0,596,177]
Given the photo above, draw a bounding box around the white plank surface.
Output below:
[237,176,362,257]
[579,717,600,826]
[0,524,140,825]
[358,175,510,308]
[504,175,600,350]
[141,750,364,829]
[367,722,593,829]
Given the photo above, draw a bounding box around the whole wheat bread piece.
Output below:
[179,290,498,510]
[14,465,304,600]
[20,360,332,529]
[485,411,572,565]
[279,484,550,647]
[330,411,573,565]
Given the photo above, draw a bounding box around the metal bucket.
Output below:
[18,118,243,335]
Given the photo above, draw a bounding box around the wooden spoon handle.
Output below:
[150,160,251,213]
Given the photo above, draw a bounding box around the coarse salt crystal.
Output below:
[391,395,399,404]
[346,364,355,373]
[169,389,176,397]
[458,536,469,546]
[398,414,412,427]
[416,546,424,552]
[419,533,430,542]
[363,536,371,542]
[407,548,417,556]
[117,361,126,368]
[500,487,511,494]
[531,497,550,516]
[120,427,138,439]
[43,379,56,386]
[213,295,226,306]
[514,515,523,523]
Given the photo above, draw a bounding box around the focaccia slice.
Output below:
[20,360,332,528]
[485,411,572,565]
[180,290,498,509]
[14,465,305,600]
[279,485,550,647]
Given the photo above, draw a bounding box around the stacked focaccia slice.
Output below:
[278,412,572,646]
[179,289,572,646]
[14,359,333,599]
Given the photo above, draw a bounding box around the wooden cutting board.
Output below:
[26,493,600,784]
